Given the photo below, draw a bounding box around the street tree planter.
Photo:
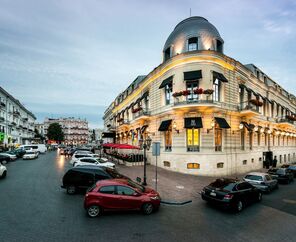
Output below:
[249,99,263,107]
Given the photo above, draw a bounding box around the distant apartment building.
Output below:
[88,128,103,143]
[44,117,88,145]
[0,86,36,146]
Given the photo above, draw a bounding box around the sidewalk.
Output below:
[116,164,271,204]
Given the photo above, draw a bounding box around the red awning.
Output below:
[103,143,140,149]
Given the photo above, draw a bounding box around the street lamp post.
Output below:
[139,136,152,186]
[99,138,103,159]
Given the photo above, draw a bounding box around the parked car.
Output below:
[19,145,39,154]
[0,163,7,178]
[201,178,262,212]
[69,153,98,165]
[10,148,26,158]
[61,166,128,195]
[73,157,115,169]
[0,153,11,164]
[267,168,294,184]
[84,179,161,217]
[281,164,296,177]
[0,152,17,161]
[243,172,278,193]
[36,144,47,154]
[23,151,39,160]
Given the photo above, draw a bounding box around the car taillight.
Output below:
[224,194,233,200]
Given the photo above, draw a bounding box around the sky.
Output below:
[0,0,296,128]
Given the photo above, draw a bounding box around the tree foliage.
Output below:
[47,123,64,142]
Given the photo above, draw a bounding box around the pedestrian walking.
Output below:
[272,156,278,168]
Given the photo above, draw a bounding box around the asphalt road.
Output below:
[0,151,295,242]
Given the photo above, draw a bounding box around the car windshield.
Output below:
[127,179,145,192]
[26,152,35,154]
[277,169,286,175]
[245,175,263,181]
[95,158,106,163]
[209,179,237,191]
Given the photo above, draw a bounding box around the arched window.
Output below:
[188,37,198,51]
[164,47,171,61]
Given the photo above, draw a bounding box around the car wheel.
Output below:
[1,160,7,165]
[87,205,101,218]
[66,185,76,195]
[1,171,6,178]
[236,200,244,212]
[142,203,154,215]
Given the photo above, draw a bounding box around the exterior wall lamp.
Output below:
[207,120,215,133]
[173,122,179,133]
[254,126,258,132]
[232,123,244,134]
[260,127,265,133]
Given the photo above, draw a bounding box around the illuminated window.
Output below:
[187,128,200,152]
[215,123,222,151]
[187,163,200,169]
[164,123,172,151]
[213,78,220,102]
[165,83,172,105]
[188,37,198,51]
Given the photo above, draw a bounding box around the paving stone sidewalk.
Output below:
[116,164,270,204]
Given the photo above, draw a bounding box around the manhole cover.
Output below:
[176,185,184,189]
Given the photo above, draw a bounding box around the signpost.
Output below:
[152,142,160,191]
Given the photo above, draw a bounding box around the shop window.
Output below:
[165,83,172,105]
[243,160,247,165]
[165,124,172,152]
[187,163,200,169]
[215,123,222,151]
[163,161,171,167]
[188,37,198,51]
[217,162,224,168]
[213,78,221,102]
[164,47,171,61]
[187,128,200,152]
[186,81,198,101]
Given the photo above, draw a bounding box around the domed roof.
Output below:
[163,16,224,59]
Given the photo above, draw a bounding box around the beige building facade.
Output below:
[103,17,296,176]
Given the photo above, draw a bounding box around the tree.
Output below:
[47,123,64,143]
[34,128,45,142]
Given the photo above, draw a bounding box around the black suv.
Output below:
[267,168,294,184]
[61,166,128,194]
[0,154,11,164]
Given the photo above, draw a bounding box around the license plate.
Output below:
[210,192,216,197]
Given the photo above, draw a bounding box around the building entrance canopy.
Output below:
[215,117,230,129]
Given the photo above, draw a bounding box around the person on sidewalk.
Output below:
[272,156,278,168]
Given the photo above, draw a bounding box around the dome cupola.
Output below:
[163,16,224,62]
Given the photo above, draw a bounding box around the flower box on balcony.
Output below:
[203,89,214,95]
[249,99,263,107]
[173,90,191,97]
[132,107,143,113]
[193,88,203,95]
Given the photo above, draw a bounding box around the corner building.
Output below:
[103,17,296,176]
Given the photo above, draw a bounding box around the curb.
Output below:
[160,200,192,206]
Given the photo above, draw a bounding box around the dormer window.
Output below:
[188,37,198,51]
[164,47,171,61]
[216,40,223,53]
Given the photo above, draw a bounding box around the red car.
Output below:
[84,179,161,217]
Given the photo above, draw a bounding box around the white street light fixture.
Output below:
[239,123,244,130]
[260,128,264,133]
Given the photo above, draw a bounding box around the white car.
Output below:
[0,152,17,161]
[73,157,115,169]
[23,151,39,160]
[69,153,99,165]
[0,163,7,178]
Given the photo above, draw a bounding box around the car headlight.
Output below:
[150,195,160,200]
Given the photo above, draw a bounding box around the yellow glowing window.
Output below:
[187,163,200,169]
[187,129,199,146]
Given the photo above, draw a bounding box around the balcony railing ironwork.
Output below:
[174,98,237,110]
[133,110,151,119]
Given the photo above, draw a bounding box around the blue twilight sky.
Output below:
[0,0,296,128]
